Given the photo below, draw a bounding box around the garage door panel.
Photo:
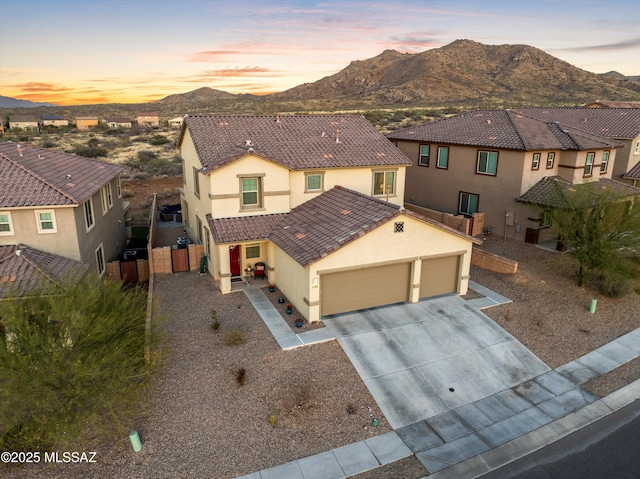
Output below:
[321,263,410,316]
[420,256,459,299]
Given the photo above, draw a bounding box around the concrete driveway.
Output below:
[323,295,551,429]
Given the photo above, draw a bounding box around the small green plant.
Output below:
[211,309,220,332]
[224,328,247,346]
[235,367,246,386]
[269,413,277,427]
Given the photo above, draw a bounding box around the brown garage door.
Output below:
[321,263,411,316]
[419,255,460,299]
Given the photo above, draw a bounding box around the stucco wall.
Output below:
[0,206,81,259]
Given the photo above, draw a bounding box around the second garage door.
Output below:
[321,262,411,316]
[419,255,460,299]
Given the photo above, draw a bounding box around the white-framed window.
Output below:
[546,152,555,169]
[584,152,595,177]
[100,184,112,215]
[436,146,449,169]
[459,192,479,215]
[305,172,324,192]
[205,228,211,259]
[532,153,541,170]
[84,198,95,231]
[476,151,498,176]
[245,243,260,259]
[240,177,262,209]
[635,141,640,155]
[540,210,552,228]
[372,170,396,196]
[35,209,57,234]
[419,145,430,166]
[196,216,203,244]
[95,243,105,276]
[193,167,200,197]
[116,176,122,198]
[0,211,14,235]
[600,151,610,173]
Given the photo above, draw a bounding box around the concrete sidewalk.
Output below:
[238,286,640,479]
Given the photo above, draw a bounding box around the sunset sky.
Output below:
[1,0,639,106]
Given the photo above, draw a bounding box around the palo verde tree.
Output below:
[0,274,161,451]
[547,185,640,292]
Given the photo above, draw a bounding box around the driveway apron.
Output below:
[323,295,551,429]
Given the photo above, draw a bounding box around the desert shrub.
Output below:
[73,143,108,158]
[146,158,181,176]
[148,134,170,145]
[235,368,246,385]
[40,138,57,148]
[224,328,247,346]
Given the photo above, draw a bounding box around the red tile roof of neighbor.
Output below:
[517,176,640,208]
[181,114,411,173]
[0,244,89,298]
[515,107,640,139]
[208,187,479,267]
[0,142,122,208]
[386,110,623,151]
[625,161,640,179]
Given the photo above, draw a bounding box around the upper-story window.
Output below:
[436,146,449,169]
[36,209,57,234]
[419,145,430,166]
[84,198,95,232]
[635,141,640,155]
[584,152,595,177]
[0,212,14,236]
[532,153,541,170]
[240,177,262,209]
[476,151,498,176]
[600,151,610,173]
[193,167,200,197]
[546,152,555,169]
[373,170,396,196]
[100,184,113,215]
[116,176,122,198]
[305,172,324,192]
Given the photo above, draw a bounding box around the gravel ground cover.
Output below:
[5,236,638,479]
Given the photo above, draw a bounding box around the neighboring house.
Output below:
[0,244,88,299]
[41,115,69,127]
[515,108,640,187]
[0,142,126,275]
[75,117,99,130]
[585,100,640,108]
[137,112,159,127]
[179,114,480,322]
[624,162,640,187]
[387,109,632,244]
[106,117,133,128]
[168,117,184,128]
[9,115,39,130]
[0,117,5,134]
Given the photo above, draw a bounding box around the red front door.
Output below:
[229,245,241,276]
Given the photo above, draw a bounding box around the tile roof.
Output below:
[181,114,411,173]
[516,107,640,139]
[269,186,402,267]
[517,176,640,208]
[0,142,122,208]
[587,100,640,109]
[386,110,622,151]
[10,115,38,123]
[0,244,89,298]
[207,213,289,244]
[624,161,640,179]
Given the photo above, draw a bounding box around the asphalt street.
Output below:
[479,399,640,479]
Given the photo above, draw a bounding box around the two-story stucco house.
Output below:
[75,117,99,130]
[179,114,480,322]
[387,109,640,244]
[137,112,159,128]
[0,142,127,275]
[9,115,39,130]
[515,108,640,188]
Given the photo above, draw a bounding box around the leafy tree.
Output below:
[548,186,640,289]
[0,275,160,451]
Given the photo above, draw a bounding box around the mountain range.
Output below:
[2,40,640,116]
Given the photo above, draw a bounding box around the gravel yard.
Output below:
[4,236,639,479]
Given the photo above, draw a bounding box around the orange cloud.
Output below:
[9,82,72,92]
